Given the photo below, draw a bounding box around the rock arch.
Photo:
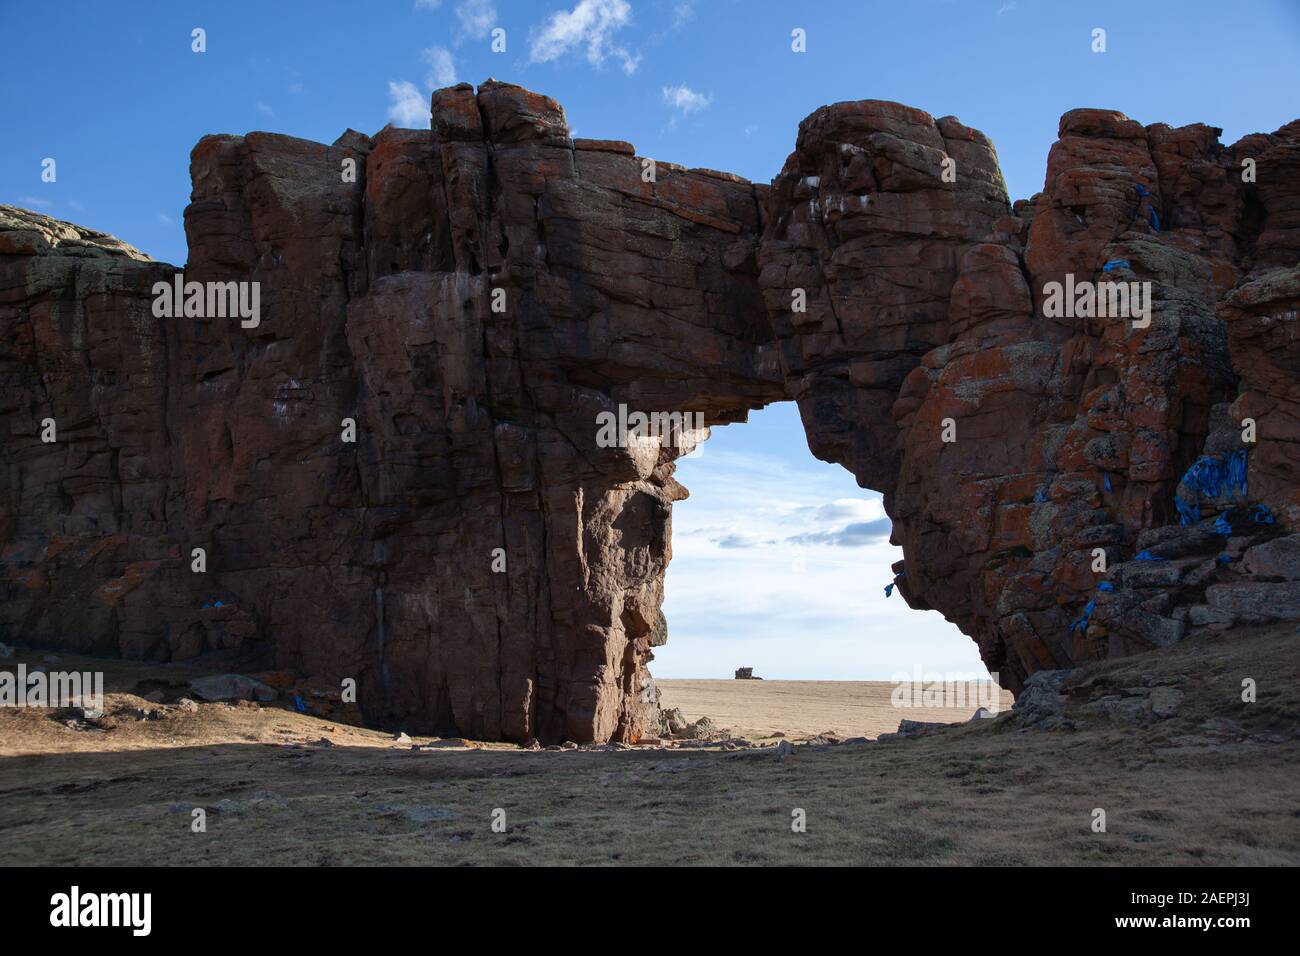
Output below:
[3,81,1298,742]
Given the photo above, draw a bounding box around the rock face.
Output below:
[1,82,782,745]
[3,81,1299,740]
[868,110,1300,690]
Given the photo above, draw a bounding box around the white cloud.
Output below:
[414,0,442,9]
[786,517,891,547]
[386,80,429,127]
[18,196,52,209]
[662,83,711,115]
[455,0,496,40]
[529,0,641,75]
[423,45,457,87]
[794,499,880,523]
[67,199,85,212]
[255,101,275,118]
[157,213,175,225]
[671,1,694,29]
[389,46,454,131]
[998,1,1017,14]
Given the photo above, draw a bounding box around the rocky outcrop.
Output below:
[2,82,782,744]
[4,81,1299,739]
[854,111,1300,691]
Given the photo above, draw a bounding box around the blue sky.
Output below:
[4,0,1298,678]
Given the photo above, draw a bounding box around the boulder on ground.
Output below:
[661,707,688,735]
[67,695,104,720]
[1013,669,1071,723]
[679,716,721,739]
[189,674,276,703]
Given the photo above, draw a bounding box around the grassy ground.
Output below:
[1,624,1297,866]
[658,678,1014,739]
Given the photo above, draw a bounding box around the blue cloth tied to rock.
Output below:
[1069,597,1099,634]
[1102,259,1130,272]
[1175,451,1249,526]
[883,571,905,597]
[1250,504,1275,525]
[1134,184,1161,231]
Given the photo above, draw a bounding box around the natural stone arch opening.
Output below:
[650,400,1000,736]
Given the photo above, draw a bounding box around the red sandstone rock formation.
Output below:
[3,81,1298,738]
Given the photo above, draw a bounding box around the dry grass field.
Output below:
[1,624,1297,866]
[657,678,1014,739]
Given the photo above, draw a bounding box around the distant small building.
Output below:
[734,667,762,680]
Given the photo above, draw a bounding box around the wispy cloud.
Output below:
[386,80,429,127]
[998,1,1017,14]
[786,518,892,548]
[389,44,455,129]
[529,0,641,75]
[662,83,711,116]
[710,532,777,549]
[671,1,694,30]
[792,500,879,524]
[413,0,442,9]
[455,0,496,40]
[157,213,175,226]
[19,195,52,209]
[423,45,457,87]
[255,101,275,118]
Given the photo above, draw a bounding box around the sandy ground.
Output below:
[1,624,1298,866]
[658,679,1014,739]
